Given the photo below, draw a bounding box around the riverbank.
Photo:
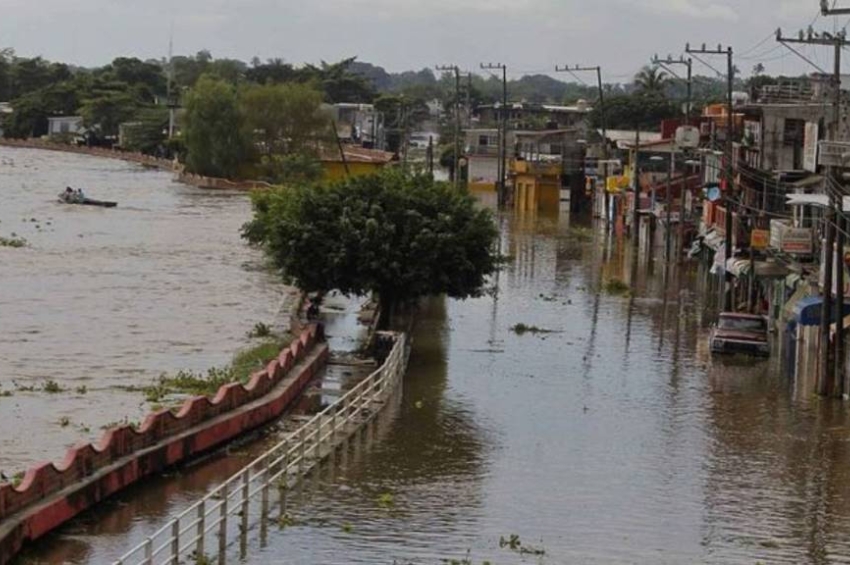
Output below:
[0,138,175,171]
[0,147,292,471]
[0,139,274,192]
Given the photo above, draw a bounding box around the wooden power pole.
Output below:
[481,63,508,208]
[436,64,462,190]
[777,25,850,396]
[686,43,735,312]
[556,65,608,222]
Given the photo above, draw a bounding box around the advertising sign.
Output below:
[750,229,769,250]
[803,122,819,172]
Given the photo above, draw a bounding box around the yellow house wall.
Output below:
[322,162,384,181]
[514,173,560,213]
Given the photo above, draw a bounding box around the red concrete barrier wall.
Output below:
[0,324,327,565]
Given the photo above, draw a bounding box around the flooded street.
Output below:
[15,200,850,564]
[0,147,287,472]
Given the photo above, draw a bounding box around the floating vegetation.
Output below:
[511,323,555,336]
[377,492,395,508]
[0,235,27,248]
[75,385,88,395]
[277,513,298,530]
[566,226,594,242]
[143,336,292,403]
[144,367,236,403]
[58,416,70,427]
[247,322,272,338]
[603,277,630,295]
[499,534,546,556]
[43,379,64,393]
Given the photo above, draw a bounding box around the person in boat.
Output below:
[75,188,85,203]
[61,187,74,202]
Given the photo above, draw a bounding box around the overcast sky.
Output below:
[0,0,844,81]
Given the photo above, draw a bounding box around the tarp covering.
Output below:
[794,296,822,327]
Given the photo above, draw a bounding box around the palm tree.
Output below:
[633,66,669,95]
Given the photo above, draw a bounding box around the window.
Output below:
[60,121,70,133]
[478,135,489,147]
[718,316,766,332]
[783,119,804,145]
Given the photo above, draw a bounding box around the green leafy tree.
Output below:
[183,74,250,178]
[79,90,140,139]
[591,93,679,131]
[3,81,81,138]
[243,170,499,324]
[99,57,166,99]
[0,48,14,101]
[240,82,330,182]
[245,58,299,85]
[304,57,377,103]
[634,66,669,95]
[120,106,169,153]
[241,82,328,156]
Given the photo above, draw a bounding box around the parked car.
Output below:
[709,312,770,357]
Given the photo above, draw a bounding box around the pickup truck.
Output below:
[709,312,770,357]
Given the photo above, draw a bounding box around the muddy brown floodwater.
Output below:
[0,147,288,473]
[16,203,850,564]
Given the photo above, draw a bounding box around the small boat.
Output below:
[58,191,117,208]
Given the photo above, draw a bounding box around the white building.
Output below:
[47,116,84,137]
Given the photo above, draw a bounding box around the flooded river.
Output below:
[16,193,850,564]
[0,147,287,472]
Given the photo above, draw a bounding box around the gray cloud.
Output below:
[0,0,831,81]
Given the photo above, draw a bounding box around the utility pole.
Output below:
[652,55,693,123]
[778,25,850,396]
[481,63,508,208]
[466,73,473,129]
[436,65,462,190]
[632,127,641,246]
[556,65,609,223]
[166,30,176,140]
[652,55,693,263]
[686,43,735,311]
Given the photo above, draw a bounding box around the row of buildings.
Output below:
[448,74,850,397]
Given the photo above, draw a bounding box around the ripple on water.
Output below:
[0,147,287,470]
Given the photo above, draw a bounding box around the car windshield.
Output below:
[718,316,766,332]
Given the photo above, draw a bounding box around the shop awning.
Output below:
[793,296,823,327]
[788,174,824,189]
[704,230,723,251]
[725,259,791,278]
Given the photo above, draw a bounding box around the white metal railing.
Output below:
[114,331,407,565]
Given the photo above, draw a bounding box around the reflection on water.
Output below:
[0,147,285,470]
[18,205,850,564]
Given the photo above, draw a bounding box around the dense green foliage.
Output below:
[591,92,680,131]
[183,76,250,179]
[243,170,500,316]
[181,77,330,180]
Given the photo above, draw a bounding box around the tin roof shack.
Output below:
[476,101,592,132]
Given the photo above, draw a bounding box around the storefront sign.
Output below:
[818,140,850,167]
[770,219,813,255]
[750,229,769,250]
[803,122,819,172]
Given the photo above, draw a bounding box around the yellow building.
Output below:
[320,145,396,181]
[512,159,562,213]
